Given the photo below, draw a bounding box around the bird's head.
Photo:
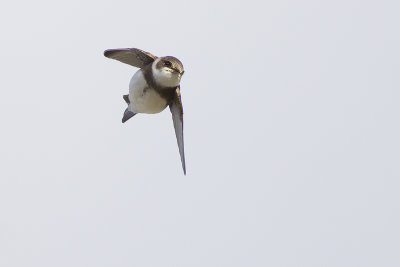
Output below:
[152,56,184,88]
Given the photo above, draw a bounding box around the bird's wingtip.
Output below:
[104,49,112,58]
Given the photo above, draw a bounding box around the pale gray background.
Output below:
[0,0,399,266]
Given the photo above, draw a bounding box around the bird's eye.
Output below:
[164,61,172,67]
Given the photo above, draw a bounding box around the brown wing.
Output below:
[169,86,186,175]
[104,48,157,68]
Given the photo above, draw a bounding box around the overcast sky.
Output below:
[0,0,399,266]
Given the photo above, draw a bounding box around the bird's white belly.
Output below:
[132,88,167,114]
[129,70,167,114]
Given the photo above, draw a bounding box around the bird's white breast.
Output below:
[129,70,167,114]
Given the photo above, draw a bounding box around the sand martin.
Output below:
[104,48,186,174]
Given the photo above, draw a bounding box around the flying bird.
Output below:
[104,48,186,174]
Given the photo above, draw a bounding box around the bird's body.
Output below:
[104,48,187,174]
[128,69,168,114]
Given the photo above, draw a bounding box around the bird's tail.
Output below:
[122,95,136,123]
[123,94,130,104]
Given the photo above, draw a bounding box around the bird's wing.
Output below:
[169,86,186,175]
[104,48,157,68]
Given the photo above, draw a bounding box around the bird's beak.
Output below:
[172,67,184,75]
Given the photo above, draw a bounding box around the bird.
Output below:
[104,48,186,175]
